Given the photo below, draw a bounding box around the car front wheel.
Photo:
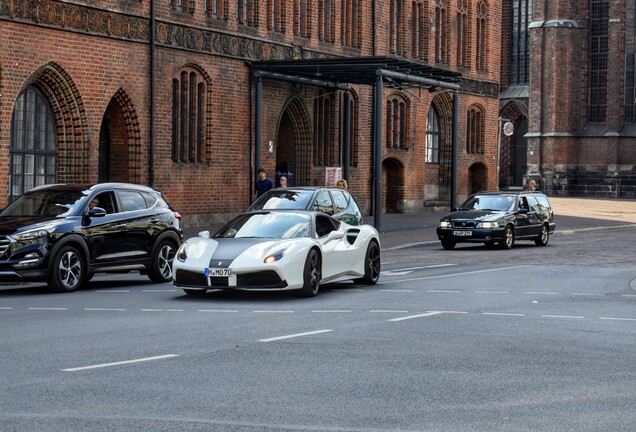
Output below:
[535,224,549,246]
[148,240,176,283]
[49,246,84,292]
[441,239,456,250]
[500,226,515,249]
[355,240,381,285]
[299,249,321,297]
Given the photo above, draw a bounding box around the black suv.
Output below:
[436,191,556,250]
[248,186,363,225]
[0,183,183,292]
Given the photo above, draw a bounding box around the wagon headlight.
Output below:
[264,249,286,264]
[476,221,498,229]
[439,221,451,228]
[176,244,187,262]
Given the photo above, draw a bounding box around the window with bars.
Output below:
[294,0,312,37]
[386,96,408,150]
[267,0,286,32]
[625,1,636,122]
[589,0,609,122]
[10,86,58,201]
[457,0,469,67]
[172,71,206,164]
[435,0,449,64]
[389,0,403,54]
[314,91,333,167]
[319,0,335,42]
[466,106,484,154]
[476,0,488,70]
[170,0,194,13]
[426,105,440,163]
[411,1,428,61]
[238,0,259,27]
[510,0,531,84]
[341,0,361,47]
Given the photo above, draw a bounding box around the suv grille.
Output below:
[0,236,11,258]
[452,221,476,228]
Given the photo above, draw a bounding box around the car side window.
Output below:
[519,196,529,211]
[535,195,552,216]
[118,191,148,212]
[93,192,116,214]
[141,192,159,209]
[315,215,338,237]
[331,191,348,213]
[526,195,540,212]
[314,191,334,214]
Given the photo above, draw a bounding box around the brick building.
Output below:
[500,0,636,197]
[1,0,502,227]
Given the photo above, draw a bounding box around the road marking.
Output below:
[622,295,636,298]
[311,310,352,313]
[140,309,164,312]
[85,308,126,311]
[259,329,333,342]
[62,354,179,372]
[142,289,177,292]
[386,264,457,272]
[381,270,414,276]
[483,312,525,317]
[96,290,130,293]
[389,311,467,322]
[541,314,584,319]
[475,290,509,294]
[599,317,636,321]
[524,291,558,295]
[370,310,409,313]
[379,289,413,292]
[383,240,439,251]
[391,266,528,283]
[253,310,295,313]
[572,293,605,296]
[198,309,238,313]
[334,289,364,292]
[428,290,461,293]
[0,307,13,310]
[28,307,67,310]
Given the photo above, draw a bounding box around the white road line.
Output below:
[85,308,126,311]
[334,289,365,292]
[28,307,67,310]
[311,310,352,313]
[622,295,636,298]
[259,329,333,342]
[387,264,457,272]
[428,290,461,293]
[62,354,179,372]
[541,314,584,319]
[599,317,636,321]
[370,310,409,313]
[379,289,413,292]
[0,307,13,310]
[572,293,605,296]
[475,291,509,294]
[391,265,528,283]
[253,310,295,313]
[142,289,177,292]
[524,291,558,295]
[483,312,525,317]
[140,309,164,312]
[198,309,238,313]
[165,309,184,312]
[389,311,467,322]
[96,290,130,293]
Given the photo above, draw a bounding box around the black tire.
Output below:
[484,241,496,248]
[441,239,456,250]
[299,249,321,297]
[183,289,207,296]
[499,225,515,249]
[148,240,176,283]
[535,224,549,246]
[48,245,84,292]
[355,240,381,285]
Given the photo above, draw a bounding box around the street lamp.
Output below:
[497,117,514,190]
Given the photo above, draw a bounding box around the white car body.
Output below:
[172,210,380,296]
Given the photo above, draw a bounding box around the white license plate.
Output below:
[205,268,232,277]
[452,230,472,237]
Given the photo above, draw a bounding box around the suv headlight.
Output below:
[476,221,498,229]
[11,226,55,249]
[438,221,451,228]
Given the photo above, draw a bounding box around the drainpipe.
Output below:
[149,0,156,187]
[372,0,377,55]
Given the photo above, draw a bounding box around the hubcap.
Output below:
[368,245,380,280]
[59,251,81,289]
[310,255,320,292]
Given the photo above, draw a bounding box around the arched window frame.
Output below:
[314,90,333,167]
[389,0,403,55]
[10,86,58,201]
[457,0,470,68]
[435,0,449,64]
[426,105,441,163]
[171,68,207,164]
[386,95,409,151]
[339,92,359,167]
[476,0,488,71]
[411,1,428,61]
[466,105,484,154]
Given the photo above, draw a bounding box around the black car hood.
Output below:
[209,237,276,266]
[0,216,60,235]
[441,210,506,222]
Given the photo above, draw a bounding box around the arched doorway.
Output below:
[382,158,405,213]
[275,97,312,187]
[499,100,529,189]
[468,162,488,194]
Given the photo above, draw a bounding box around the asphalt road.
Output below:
[1,223,635,432]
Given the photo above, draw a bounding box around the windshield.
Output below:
[251,191,313,210]
[0,189,87,217]
[214,213,312,239]
[459,195,516,212]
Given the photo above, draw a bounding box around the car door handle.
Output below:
[150,218,159,223]
[115,223,127,229]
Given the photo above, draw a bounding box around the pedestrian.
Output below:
[527,179,537,191]
[336,179,348,190]
[255,168,274,198]
[278,175,288,188]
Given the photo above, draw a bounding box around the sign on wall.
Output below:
[325,167,342,187]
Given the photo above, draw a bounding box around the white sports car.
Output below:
[172,210,381,297]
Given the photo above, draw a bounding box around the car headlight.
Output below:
[438,221,451,228]
[264,249,287,264]
[11,226,55,249]
[176,244,187,262]
[476,221,498,229]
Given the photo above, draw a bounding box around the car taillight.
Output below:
[174,212,182,220]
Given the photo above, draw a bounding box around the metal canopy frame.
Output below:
[247,56,462,230]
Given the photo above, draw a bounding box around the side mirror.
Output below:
[326,231,345,241]
[198,230,210,239]
[88,207,106,218]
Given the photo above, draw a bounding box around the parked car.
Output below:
[173,210,380,297]
[247,186,363,225]
[0,182,183,292]
[436,191,556,250]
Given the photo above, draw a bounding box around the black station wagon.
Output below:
[0,183,183,292]
[436,191,556,250]
[247,186,363,226]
